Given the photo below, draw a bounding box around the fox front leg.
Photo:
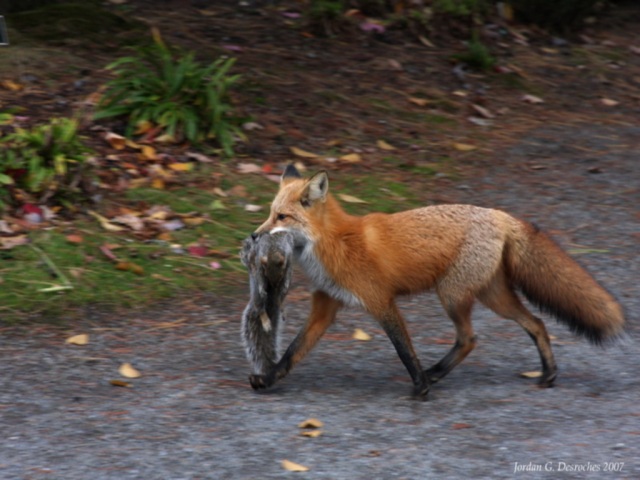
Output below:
[249,291,341,391]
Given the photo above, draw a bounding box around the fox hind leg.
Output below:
[478,269,557,387]
[425,294,477,384]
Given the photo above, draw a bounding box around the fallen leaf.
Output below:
[134,120,154,135]
[160,219,185,231]
[119,363,141,378]
[471,104,494,119]
[452,423,473,430]
[377,139,396,151]
[0,234,29,250]
[140,145,158,161]
[99,244,119,262]
[340,153,362,163]
[281,460,309,472]
[408,97,430,107]
[151,178,165,189]
[186,151,214,163]
[212,187,227,197]
[338,194,368,204]
[353,328,372,341]
[66,234,84,244]
[301,430,323,438]
[242,121,264,131]
[115,262,144,276]
[600,98,619,107]
[522,94,544,104]
[520,371,543,379]
[245,204,263,212]
[105,132,126,150]
[453,143,477,152]
[452,90,468,97]
[65,334,89,345]
[111,214,144,231]
[298,418,324,429]
[168,162,193,172]
[237,162,262,174]
[210,199,227,210]
[188,245,209,257]
[290,146,318,158]
[88,210,125,232]
[109,380,132,387]
[418,35,434,48]
[2,79,23,91]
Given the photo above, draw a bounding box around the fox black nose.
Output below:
[251,231,259,240]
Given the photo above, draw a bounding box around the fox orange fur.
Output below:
[249,165,625,398]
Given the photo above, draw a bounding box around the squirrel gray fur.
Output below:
[240,231,294,375]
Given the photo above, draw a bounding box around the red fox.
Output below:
[249,164,625,398]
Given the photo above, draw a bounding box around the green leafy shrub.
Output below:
[0,117,93,211]
[454,34,495,71]
[94,33,243,156]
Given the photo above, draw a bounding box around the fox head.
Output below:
[253,164,329,247]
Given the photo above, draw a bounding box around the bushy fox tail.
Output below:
[505,223,625,344]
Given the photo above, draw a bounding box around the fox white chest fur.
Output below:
[295,241,363,308]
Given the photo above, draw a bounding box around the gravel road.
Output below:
[1,125,638,479]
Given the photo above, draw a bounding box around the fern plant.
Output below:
[0,117,93,211]
[94,33,243,156]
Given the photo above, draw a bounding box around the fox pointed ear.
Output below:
[281,164,302,184]
[301,171,329,206]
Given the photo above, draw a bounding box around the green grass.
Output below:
[0,167,438,322]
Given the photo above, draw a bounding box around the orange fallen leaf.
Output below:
[2,80,23,91]
[520,371,543,379]
[65,234,84,244]
[134,120,154,135]
[105,132,126,150]
[140,145,158,161]
[88,210,125,232]
[110,380,132,388]
[168,162,193,172]
[301,430,323,438]
[65,334,89,346]
[452,423,473,430]
[298,418,324,429]
[340,153,362,163]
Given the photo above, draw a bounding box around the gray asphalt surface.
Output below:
[1,125,638,479]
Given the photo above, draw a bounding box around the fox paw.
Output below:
[249,373,273,390]
[413,380,430,400]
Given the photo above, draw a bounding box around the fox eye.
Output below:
[276,213,288,221]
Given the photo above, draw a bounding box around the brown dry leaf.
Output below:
[182,217,205,227]
[119,363,141,378]
[0,235,29,250]
[453,143,477,152]
[377,139,396,151]
[408,97,430,107]
[340,153,362,163]
[290,146,318,158]
[281,460,309,472]
[520,371,543,379]
[115,262,144,276]
[298,418,324,429]
[301,430,323,438]
[109,380,132,387]
[338,194,368,204]
[65,334,89,346]
[213,187,227,197]
[155,134,175,143]
[452,423,473,430]
[522,94,544,104]
[105,132,126,150]
[353,328,372,341]
[88,210,125,232]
